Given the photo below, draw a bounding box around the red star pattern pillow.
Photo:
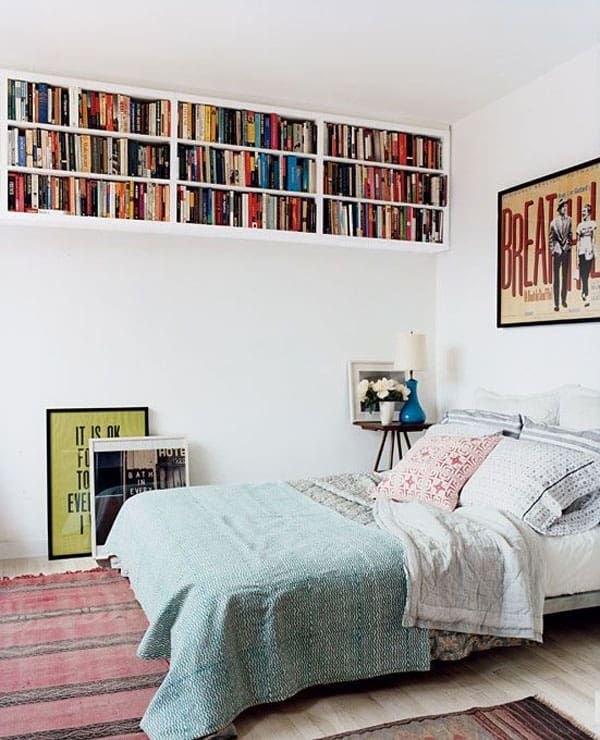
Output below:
[375,434,500,511]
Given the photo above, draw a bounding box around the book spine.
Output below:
[322,161,447,208]
[176,186,316,232]
[322,199,443,243]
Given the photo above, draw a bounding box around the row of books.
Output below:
[8,173,170,221]
[325,123,443,170]
[178,145,315,193]
[323,162,447,206]
[8,127,170,179]
[177,186,316,232]
[79,90,170,137]
[178,103,317,154]
[7,79,69,125]
[323,199,444,243]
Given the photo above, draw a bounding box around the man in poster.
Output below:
[576,203,597,308]
[549,197,573,312]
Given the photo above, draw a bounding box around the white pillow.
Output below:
[427,422,502,439]
[560,385,600,431]
[473,387,560,425]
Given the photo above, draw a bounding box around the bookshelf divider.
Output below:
[0,68,450,251]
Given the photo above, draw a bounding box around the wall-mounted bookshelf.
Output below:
[0,69,450,252]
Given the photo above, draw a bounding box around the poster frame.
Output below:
[89,434,189,558]
[497,156,600,329]
[46,406,149,559]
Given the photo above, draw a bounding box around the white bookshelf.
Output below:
[0,68,450,252]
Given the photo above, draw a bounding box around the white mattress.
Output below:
[544,525,600,598]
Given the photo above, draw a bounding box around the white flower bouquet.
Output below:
[357,377,411,412]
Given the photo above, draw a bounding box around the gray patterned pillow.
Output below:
[435,409,522,438]
[460,437,600,535]
[520,417,600,455]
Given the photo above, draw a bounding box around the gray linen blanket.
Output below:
[374,498,545,641]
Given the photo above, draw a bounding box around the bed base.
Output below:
[543,589,600,615]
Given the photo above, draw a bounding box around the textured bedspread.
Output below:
[291,474,533,660]
[105,480,430,740]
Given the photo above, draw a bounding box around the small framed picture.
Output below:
[347,361,406,422]
[90,435,189,558]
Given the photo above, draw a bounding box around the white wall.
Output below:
[437,44,600,410]
[0,226,437,557]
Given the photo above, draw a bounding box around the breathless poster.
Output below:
[497,158,599,327]
[46,407,148,558]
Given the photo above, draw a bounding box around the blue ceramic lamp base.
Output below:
[400,378,426,424]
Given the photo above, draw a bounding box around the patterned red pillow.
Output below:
[375,435,500,511]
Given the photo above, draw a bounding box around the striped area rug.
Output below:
[318,696,598,739]
[0,568,168,739]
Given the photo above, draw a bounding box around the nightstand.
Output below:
[353,421,432,473]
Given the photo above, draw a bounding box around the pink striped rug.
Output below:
[0,568,168,739]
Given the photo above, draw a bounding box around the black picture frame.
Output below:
[497,156,600,328]
[46,406,149,559]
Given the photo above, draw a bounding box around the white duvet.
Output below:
[374,498,546,642]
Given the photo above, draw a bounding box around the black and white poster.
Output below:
[90,436,189,556]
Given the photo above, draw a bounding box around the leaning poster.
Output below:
[497,157,599,327]
[46,407,149,559]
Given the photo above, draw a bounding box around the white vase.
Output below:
[379,401,395,425]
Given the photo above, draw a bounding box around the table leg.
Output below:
[403,431,412,450]
[388,431,395,470]
[395,430,402,461]
[373,430,388,473]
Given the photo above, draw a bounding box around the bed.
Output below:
[542,526,600,613]
[105,468,600,739]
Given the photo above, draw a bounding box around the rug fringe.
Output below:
[533,694,599,739]
[0,567,109,583]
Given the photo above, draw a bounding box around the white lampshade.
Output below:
[394,332,427,372]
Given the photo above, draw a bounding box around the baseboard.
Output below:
[0,540,47,560]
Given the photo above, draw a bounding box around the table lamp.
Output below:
[394,331,427,424]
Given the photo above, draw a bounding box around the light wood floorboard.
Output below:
[2,557,599,738]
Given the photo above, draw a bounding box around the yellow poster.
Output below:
[498,158,599,327]
[47,407,148,558]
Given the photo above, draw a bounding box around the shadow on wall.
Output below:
[436,345,465,413]
[444,345,464,385]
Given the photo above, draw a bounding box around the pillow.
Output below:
[375,435,500,511]
[426,422,501,439]
[473,387,560,425]
[460,436,600,535]
[560,385,600,431]
[520,417,600,456]
[441,409,522,438]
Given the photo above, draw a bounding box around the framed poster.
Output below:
[90,435,189,558]
[46,407,149,559]
[498,157,599,327]
[347,361,406,422]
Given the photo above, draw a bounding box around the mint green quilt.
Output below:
[105,481,430,739]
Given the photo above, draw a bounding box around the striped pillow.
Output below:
[520,417,600,456]
[441,409,523,438]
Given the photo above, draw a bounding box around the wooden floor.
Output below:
[2,557,600,739]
